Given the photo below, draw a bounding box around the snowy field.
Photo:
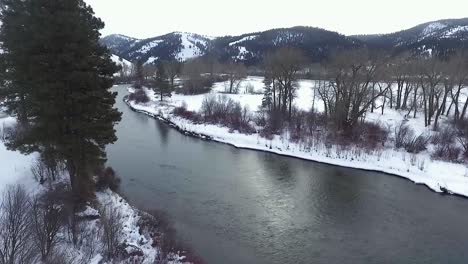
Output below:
[127,76,468,198]
[0,115,189,264]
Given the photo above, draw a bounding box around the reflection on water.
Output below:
[107,86,468,264]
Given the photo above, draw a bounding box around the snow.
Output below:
[111,54,132,76]
[138,39,163,54]
[444,25,468,37]
[422,22,447,36]
[175,33,206,61]
[146,56,159,64]
[97,190,158,264]
[229,35,258,46]
[128,77,468,198]
[0,115,189,263]
[0,116,38,194]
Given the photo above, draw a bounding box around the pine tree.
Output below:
[133,60,145,89]
[262,75,273,110]
[151,63,171,101]
[0,0,121,202]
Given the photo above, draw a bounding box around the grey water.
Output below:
[107,85,468,264]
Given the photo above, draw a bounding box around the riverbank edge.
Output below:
[123,96,468,199]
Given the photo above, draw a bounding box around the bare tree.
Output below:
[30,190,63,261]
[162,60,181,91]
[223,61,247,94]
[0,185,34,264]
[446,51,468,122]
[322,48,389,131]
[416,57,444,127]
[265,47,304,120]
[100,205,122,261]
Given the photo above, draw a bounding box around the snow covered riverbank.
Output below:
[125,78,468,198]
[0,115,192,264]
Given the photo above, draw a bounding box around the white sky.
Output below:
[84,0,468,39]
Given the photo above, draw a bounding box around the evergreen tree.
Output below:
[151,63,171,101]
[262,75,273,110]
[0,0,121,202]
[133,60,145,89]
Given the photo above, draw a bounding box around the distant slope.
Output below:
[101,18,468,65]
[102,32,212,64]
[101,27,360,65]
[211,26,360,65]
[353,18,468,54]
[110,54,132,76]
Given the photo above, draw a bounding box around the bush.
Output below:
[96,167,121,192]
[200,95,255,134]
[128,89,150,104]
[0,185,35,264]
[264,109,285,134]
[405,134,431,154]
[173,103,202,123]
[244,83,255,94]
[431,126,455,146]
[178,76,214,95]
[357,122,389,149]
[395,122,414,149]
[432,144,461,162]
[99,205,122,261]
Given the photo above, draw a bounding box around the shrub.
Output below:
[200,95,255,134]
[96,167,121,192]
[432,144,461,162]
[128,89,149,104]
[99,205,122,261]
[455,120,468,158]
[0,185,35,264]
[244,83,255,94]
[357,122,389,149]
[264,109,285,134]
[431,126,455,146]
[173,103,202,123]
[305,110,327,135]
[405,134,431,154]
[395,122,414,149]
[178,76,214,95]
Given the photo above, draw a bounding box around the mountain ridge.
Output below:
[101,17,468,65]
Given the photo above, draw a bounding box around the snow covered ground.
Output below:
[127,77,468,198]
[0,116,37,194]
[0,115,190,264]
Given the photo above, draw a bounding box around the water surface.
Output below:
[107,85,468,264]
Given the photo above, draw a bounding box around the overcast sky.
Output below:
[84,0,468,39]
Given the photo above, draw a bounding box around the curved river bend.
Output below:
[107,85,468,264]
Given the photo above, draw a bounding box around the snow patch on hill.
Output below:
[422,22,447,36]
[175,32,206,61]
[229,35,258,46]
[138,39,164,54]
[444,25,468,37]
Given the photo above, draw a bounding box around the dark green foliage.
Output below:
[0,0,121,202]
[150,63,171,101]
[133,60,145,89]
[96,167,121,192]
[261,75,273,109]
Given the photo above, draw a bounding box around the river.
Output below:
[107,85,468,264]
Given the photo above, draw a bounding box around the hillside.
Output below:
[354,17,468,55]
[101,27,360,65]
[101,18,468,65]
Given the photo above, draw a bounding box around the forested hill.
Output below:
[101,18,468,65]
[353,18,468,56]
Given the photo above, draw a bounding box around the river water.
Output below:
[107,85,468,264]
